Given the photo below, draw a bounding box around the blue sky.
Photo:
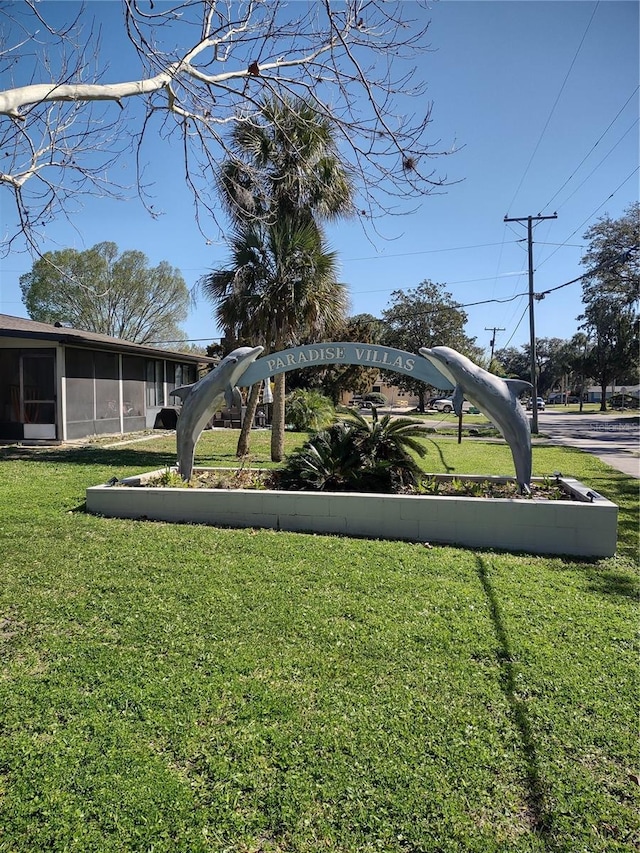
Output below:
[1,0,638,357]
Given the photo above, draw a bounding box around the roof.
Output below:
[0,314,215,364]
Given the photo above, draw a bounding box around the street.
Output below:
[535,409,640,479]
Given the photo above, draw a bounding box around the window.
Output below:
[66,348,95,423]
[146,360,164,408]
[166,362,196,402]
[122,356,145,418]
[166,362,179,401]
[94,352,119,420]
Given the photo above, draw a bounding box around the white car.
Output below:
[526,397,546,411]
[431,397,473,414]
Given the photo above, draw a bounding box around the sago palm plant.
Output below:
[274,409,428,494]
[339,406,428,491]
[274,423,363,492]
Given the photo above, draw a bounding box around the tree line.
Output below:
[494,202,638,411]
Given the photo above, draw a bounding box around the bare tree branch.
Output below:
[0,0,458,256]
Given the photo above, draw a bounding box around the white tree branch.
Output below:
[0,0,456,256]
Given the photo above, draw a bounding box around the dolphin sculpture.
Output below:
[420,346,533,492]
[170,346,263,481]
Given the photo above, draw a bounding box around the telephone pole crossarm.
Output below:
[485,326,505,364]
[502,213,557,433]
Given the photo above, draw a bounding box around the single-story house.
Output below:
[548,385,640,405]
[0,313,215,442]
[583,384,640,405]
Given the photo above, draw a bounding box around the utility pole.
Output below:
[485,327,505,365]
[503,212,557,433]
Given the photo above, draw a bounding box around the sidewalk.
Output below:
[536,412,640,479]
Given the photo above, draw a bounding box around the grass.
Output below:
[543,405,639,418]
[0,430,638,852]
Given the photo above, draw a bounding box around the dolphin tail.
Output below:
[171,384,194,404]
[504,379,532,399]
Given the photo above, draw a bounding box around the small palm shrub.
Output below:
[273,407,428,493]
[285,388,336,432]
[274,423,363,491]
[149,468,189,488]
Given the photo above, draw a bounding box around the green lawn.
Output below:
[543,404,639,417]
[0,431,638,852]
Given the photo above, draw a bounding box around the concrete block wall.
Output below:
[86,471,619,558]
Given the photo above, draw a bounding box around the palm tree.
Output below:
[218,97,354,227]
[202,217,348,459]
[285,388,335,432]
[202,97,354,461]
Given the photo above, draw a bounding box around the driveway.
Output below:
[535,410,640,478]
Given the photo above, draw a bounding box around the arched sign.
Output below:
[173,342,532,492]
[239,342,453,390]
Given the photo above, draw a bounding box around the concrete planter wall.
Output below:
[86,469,618,558]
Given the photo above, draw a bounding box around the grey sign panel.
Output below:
[239,343,453,390]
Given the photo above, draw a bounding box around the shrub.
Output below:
[149,468,189,488]
[274,408,428,493]
[285,389,336,432]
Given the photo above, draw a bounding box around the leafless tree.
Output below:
[0,0,455,256]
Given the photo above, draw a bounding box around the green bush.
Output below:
[275,407,427,492]
[285,388,336,432]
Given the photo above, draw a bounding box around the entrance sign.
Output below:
[240,343,453,390]
[173,342,451,480]
[173,342,534,492]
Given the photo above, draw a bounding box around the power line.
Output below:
[146,336,221,345]
[540,85,640,213]
[497,304,530,351]
[537,246,637,299]
[506,1,600,213]
[537,166,640,270]
[354,270,528,295]
[150,241,525,274]
[552,118,639,212]
[534,242,585,248]
[356,245,636,328]
[0,240,522,276]
[480,247,628,359]
[501,292,529,342]
[341,241,520,263]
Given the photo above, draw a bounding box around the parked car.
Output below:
[547,394,579,405]
[431,397,473,414]
[526,397,546,411]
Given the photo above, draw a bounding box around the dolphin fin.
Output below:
[224,385,243,410]
[452,384,465,417]
[170,384,194,403]
[504,379,533,398]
